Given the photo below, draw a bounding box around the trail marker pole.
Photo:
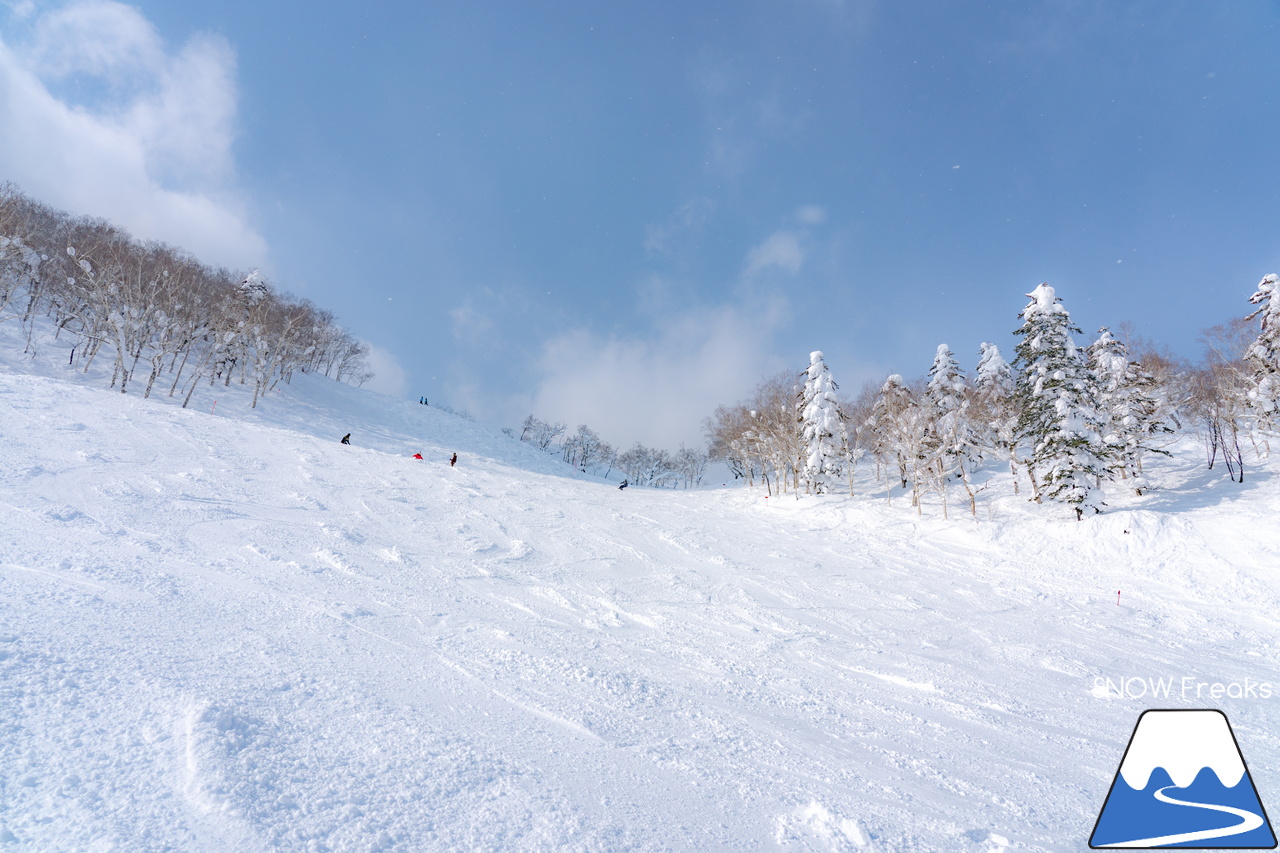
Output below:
[211,400,218,415]
[1117,590,1121,606]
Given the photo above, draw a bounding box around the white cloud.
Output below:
[795,204,827,225]
[360,342,409,398]
[23,1,165,83]
[0,1,265,269]
[531,298,789,449]
[744,230,806,277]
[449,301,496,342]
[528,215,836,448]
[2,0,35,18]
[643,197,714,255]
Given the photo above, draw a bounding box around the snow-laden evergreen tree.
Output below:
[971,341,1025,493]
[1012,284,1111,518]
[1087,327,1171,493]
[972,341,1015,447]
[924,344,966,469]
[975,342,1014,400]
[798,350,845,494]
[1245,273,1280,430]
[925,344,982,516]
[239,269,270,304]
[926,344,966,417]
[867,374,910,489]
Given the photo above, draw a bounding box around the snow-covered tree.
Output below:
[703,371,809,496]
[0,184,370,407]
[616,443,678,488]
[519,415,566,452]
[752,372,806,496]
[558,425,617,476]
[866,374,932,509]
[675,444,709,488]
[925,344,971,464]
[1245,273,1280,432]
[925,344,982,516]
[1088,327,1171,493]
[239,269,270,304]
[0,228,42,325]
[704,402,758,485]
[926,344,965,417]
[975,342,1014,399]
[1012,284,1111,518]
[798,350,845,494]
[866,374,912,489]
[0,183,40,324]
[972,342,1022,489]
[1189,317,1253,482]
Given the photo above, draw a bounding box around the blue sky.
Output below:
[2,1,1278,448]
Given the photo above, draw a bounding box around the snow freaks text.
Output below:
[1094,676,1276,701]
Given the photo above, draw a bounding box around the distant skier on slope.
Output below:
[450,453,457,467]
[341,433,351,445]
[413,453,423,460]
[618,479,628,490]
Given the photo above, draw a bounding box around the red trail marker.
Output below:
[1117,589,1121,606]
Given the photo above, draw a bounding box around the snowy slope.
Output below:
[3,323,1280,852]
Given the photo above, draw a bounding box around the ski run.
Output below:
[3,321,1280,852]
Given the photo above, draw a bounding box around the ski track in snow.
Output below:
[3,324,1280,851]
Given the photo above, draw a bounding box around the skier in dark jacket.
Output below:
[341,434,351,445]
[618,479,628,490]
[450,453,457,467]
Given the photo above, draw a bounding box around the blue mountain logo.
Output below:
[1091,709,1276,848]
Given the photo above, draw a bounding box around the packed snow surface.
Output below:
[3,324,1280,851]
